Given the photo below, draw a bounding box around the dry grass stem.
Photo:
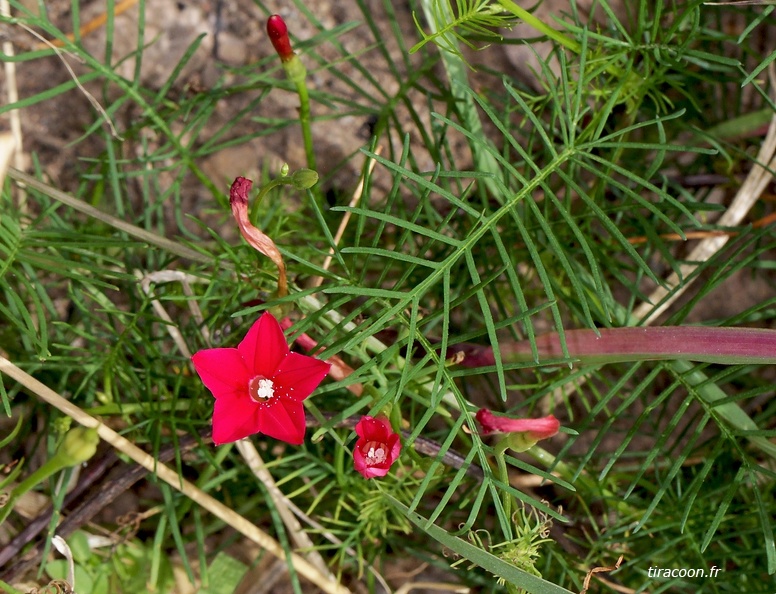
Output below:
[136,270,211,355]
[235,439,334,579]
[16,21,122,139]
[7,169,210,264]
[311,147,382,288]
[0,134,16,195]
[1,0,25,213]
[272,486,393,593]
[394,582,470,594]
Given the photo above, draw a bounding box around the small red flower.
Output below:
[267,15,294,62]
[191,312,330,445]
[475,409,560,441]
[353,416,402,479]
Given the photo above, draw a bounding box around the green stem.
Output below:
[282,55,318,187]
[295,78,317,175]
[496,0,581,55]
[254,177,286,207]
[493,438,513,523]
[1,458,68,525]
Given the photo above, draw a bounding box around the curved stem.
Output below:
[254,177,286,206]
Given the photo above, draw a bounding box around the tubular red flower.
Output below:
[475,409,560,441]
[267,14,294,62]
[353,416,401,479]
[229,177,287,297]
[191,312,330,445]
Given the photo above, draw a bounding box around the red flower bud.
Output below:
[353,416,401,479]
[475,408,560,441]
[267,15,294,62]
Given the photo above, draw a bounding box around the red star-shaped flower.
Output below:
[191,312,330,445]
[353,416,402,479]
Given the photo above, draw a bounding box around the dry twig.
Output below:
[580,555,624,594]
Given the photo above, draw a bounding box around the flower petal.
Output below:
[191,348,250,400]
[354,452,391,478]
[525,415,560,440]
[211,396,262,444]
[256,398,306,444]
[387,433,402,461]
[354,416,391,441]
[476,409,560,440]
[353,446,369,474]
[238,312,290,377]
[352,416,401,479]
[273,352,330,401]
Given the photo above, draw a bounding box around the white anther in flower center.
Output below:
[249,376,275,401]
[364,443,387,466]
[257,379,274,398]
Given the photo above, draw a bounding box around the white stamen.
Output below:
[256,378,274,399]
[366,446,387,465]
[249,376,276,402]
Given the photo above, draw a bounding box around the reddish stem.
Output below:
[455,326,776,367]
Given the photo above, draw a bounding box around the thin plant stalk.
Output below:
[457,326,776,367]
[267,15,317,173]
[296,75,316,174]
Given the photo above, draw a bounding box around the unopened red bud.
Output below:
[267,15,294,62]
